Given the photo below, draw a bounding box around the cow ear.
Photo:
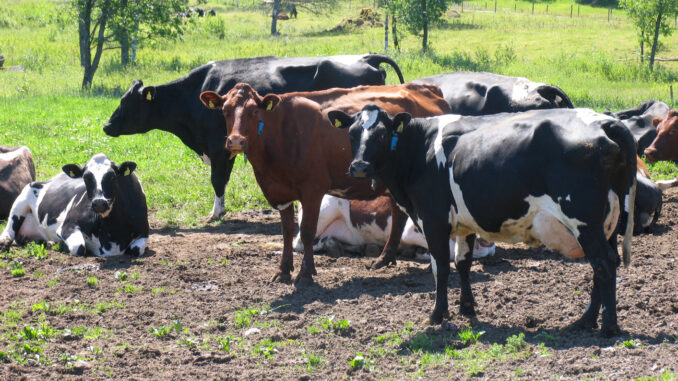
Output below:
[390,112,412,134]
[117,162,137,177]
[141,86,156,102]
[260,94,281,111]
[200,91,224,110]
[62,164,83,179]
[652,117,662,127]
[327,110,354,130]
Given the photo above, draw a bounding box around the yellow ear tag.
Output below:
[334,119,342,128]
[146,92,153,101]
[208,100,215,109]
[69,170,75,177]
[266,101,273,111]
[124,168,131,176]
[396,122,404,134]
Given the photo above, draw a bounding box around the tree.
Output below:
[621,0,678,71]
[395,0,452,52]
[73,0,186,89]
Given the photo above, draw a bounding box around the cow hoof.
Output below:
[293,272,314,286]
[460,303,476,316]
[0,239,11,252]
[600,324,621,338]
[369,257,396,270]
[207,212,224,222]
[570,317,598,331]
[271,272,292,283]
[427,310,449,325]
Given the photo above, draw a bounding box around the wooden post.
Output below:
[495,0,497,13]
[384,12,388,54]
[570,5,573,18]
[546,4,548,14]
[671,85,674,105]
[485,1,487,9]
[532,3,534,15]
[514,3,516,12]
[578,5,580,17]
[461,1,463,12]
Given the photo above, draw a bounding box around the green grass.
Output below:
[0,0,677,228]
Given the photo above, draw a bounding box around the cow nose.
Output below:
[349,160,370,178]
[103,123,119,137]
[92,199,110,213]
[227,135,247,152]
[644,147,657,162]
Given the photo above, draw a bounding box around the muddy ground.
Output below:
[0,190,677,380]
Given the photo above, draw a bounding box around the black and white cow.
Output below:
[329,105,637,337]
[605,100,670,155]
[103,54,405,220]
[0,154,149,257]
[413,72,574,115]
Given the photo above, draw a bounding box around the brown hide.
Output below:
[0,146,36,219]
[645,109,678,162]
[349,196,391,231]
[636,156,650,178]
[202,83,449,282]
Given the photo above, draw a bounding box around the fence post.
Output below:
[570,5,573,18]
[546,4,548,14]
[671,85,674,105]
[461,2,464,12]
[495,0,497,13]
[532,3,534,15]
[578,5,580,17]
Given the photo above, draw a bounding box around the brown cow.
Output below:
[199,83,451,283]
[644,110,678,190]
[0,146,36,220]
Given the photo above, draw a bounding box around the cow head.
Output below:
[62,154,137,218]
[199,83,280,158]
[645,109,678,162]
[103,80,157,137]
[328,104,411,179]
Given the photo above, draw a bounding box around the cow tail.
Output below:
[365,54,405,84]
[602,120,636,266]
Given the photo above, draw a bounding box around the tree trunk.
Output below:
[384,12,388,54]
[392,14,399,49]
[650,8,664,71]
[78,0,93,69]
[80,0,112,89]
[641,31,644,64]
[422,0,428,52]
[271,0,280,35]
[120,0,129,66]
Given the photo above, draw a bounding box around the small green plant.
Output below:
[149,325,172,338]
[24,242,47,259]
[152,287,165,295]
[505,333,527,353]
[114,271,128,282]
[536,343,551,357]
[33,270,44,278]
[233,305,272,329]
[458,328,485,346]
[621,339,641,349]
[349,353,365,370]
[90,301,125,314]
[302,351,323,372]
[116,284,141,293]
[218,335,235,353]
[87,276,99,287]
[47,276,60,287]
[9,261,25,277]
[131,271,140,280]
[221,258,229,267]
[253,338,282,359]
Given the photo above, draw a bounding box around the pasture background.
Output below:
[1,0,678,226]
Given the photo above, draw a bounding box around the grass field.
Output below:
[1,0,678,226]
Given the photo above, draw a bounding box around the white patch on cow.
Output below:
[430,254,438,285]
[448,165,586,258]
[55,195,79,241]
[129,237,148,255]
[511,77,543,102]
[64,230,86,256]
[655,178,678,191]
[0,146,30,162]
[321,54,362,66]
[361,109,379,130]
[604,190,620,239]
[209,195,225,219]
[566,194,571,202]
[86,235,124,257]
[454,237,471,264]
[575,108,614,125]
[433,115,461,168]
[200,154,211,166]
[401,219,428,248]
[86,153,113,193]
[277,202,292,211]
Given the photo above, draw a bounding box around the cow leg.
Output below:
[576,229,621,337]
[63,229,87,257]
[294,195,322,284]
[370,198,407,269]
[207,155,234,221]
[455,234,476,316]
[125,237,148,257]
[272,204,295,282]
[424,219,452,324]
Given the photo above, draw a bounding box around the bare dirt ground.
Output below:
[1,190,677,380]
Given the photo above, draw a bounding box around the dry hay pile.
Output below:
[329,8,383,32]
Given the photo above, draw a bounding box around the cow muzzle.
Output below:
[92,198,111,214]
[226,135,247,156]
[644,147,658,162]
[349,160,373,179]
[103,123,120,137]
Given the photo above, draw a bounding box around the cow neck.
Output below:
[240,111,279,172]
[151,82,202,154]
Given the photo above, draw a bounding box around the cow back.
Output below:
[0,146,36,219]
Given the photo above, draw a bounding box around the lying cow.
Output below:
[199,83,450,283]
[413,71,573,115]
[332,105,637,337]
[0,154,149,257]
[293,195,495,259]
[0,146,35,220]
[605,100,670,155]
[103,54,405,220]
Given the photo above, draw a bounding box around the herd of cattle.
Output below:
[2,53,678,336]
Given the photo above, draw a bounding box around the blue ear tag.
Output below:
[258,120,264,136]
[390,135,399,151]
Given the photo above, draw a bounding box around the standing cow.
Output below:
[413,72,573,115]
[331,105,636,337]
[644,109,678,190]
[103,54,405,220]
[199,83,450,283]
[0,146,35,220]
[0,154,149,257]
